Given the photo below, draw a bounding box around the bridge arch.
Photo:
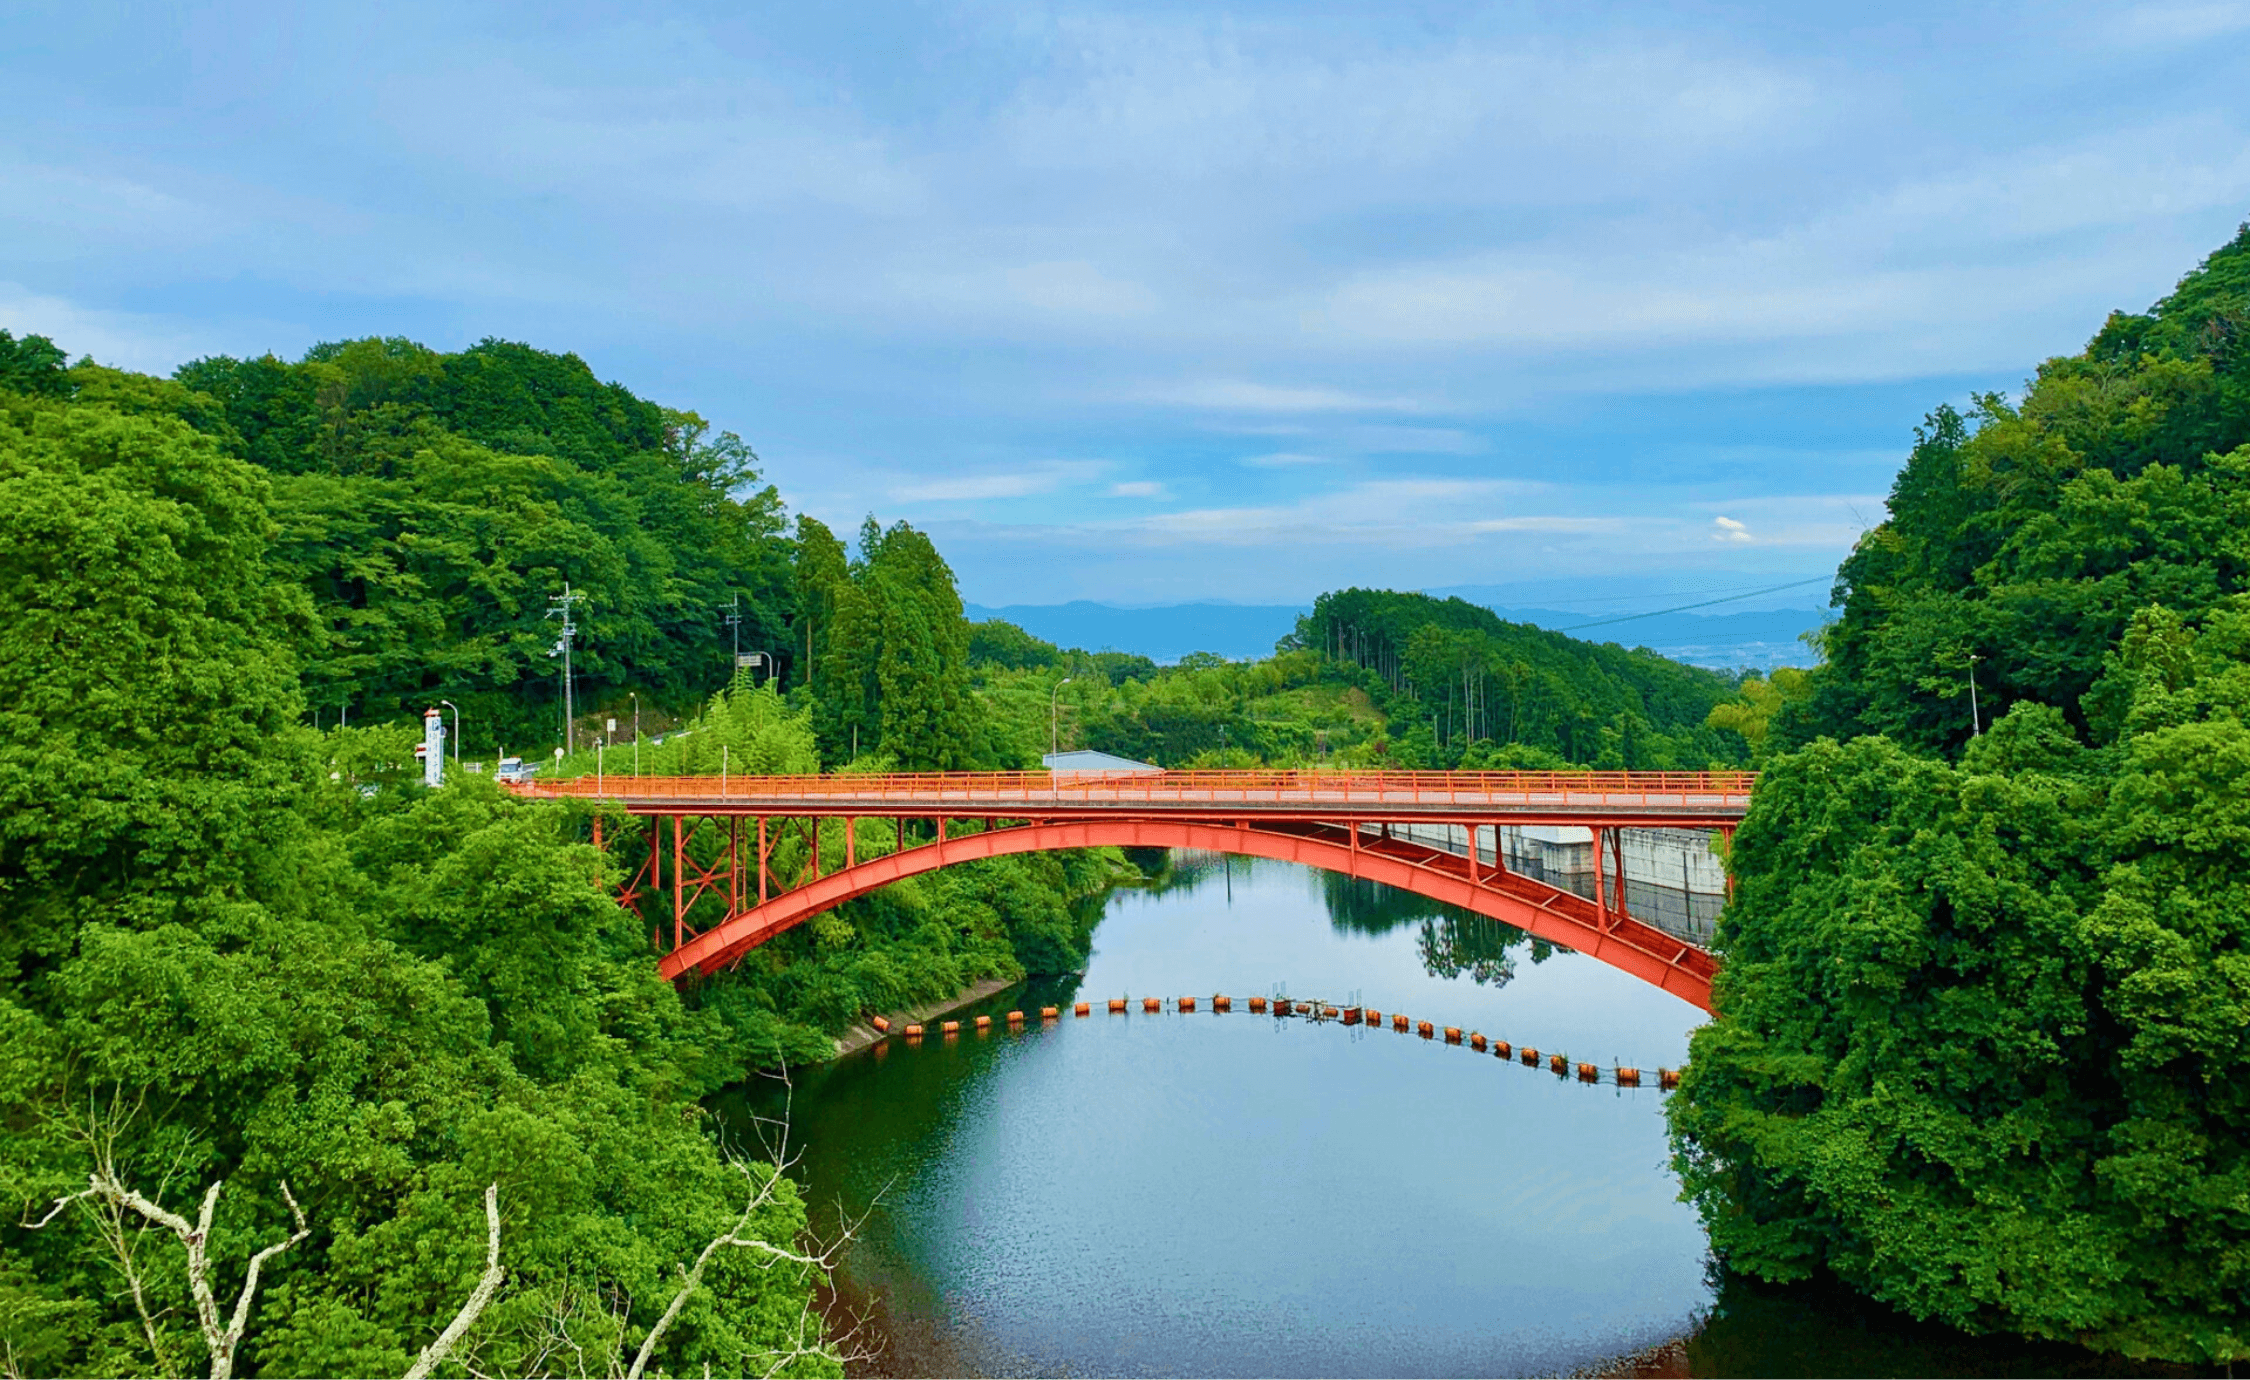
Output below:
[657,818,1715,1011]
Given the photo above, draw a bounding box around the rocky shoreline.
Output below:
[831,976,1022,1059]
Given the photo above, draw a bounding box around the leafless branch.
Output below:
[403,1183,505,1380]
[32,1170,308,1380]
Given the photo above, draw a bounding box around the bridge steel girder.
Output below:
[652,817,1718,1012]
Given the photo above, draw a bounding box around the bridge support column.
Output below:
[1590,825,1606,928]
[672,815,686,950]
[728,817,740,914]
[1612,827,1629,928]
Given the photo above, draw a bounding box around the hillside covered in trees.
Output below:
[1672,226,2250,1365]
[0,316,1764,1376]
[0,344,835,1378]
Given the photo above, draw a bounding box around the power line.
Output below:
[1469,576,1833,610]
[1554,576,1832,633]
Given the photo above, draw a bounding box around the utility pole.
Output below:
[548,583,584,755]
[630,691,640,777]
[1967,653,1983,736]
[726,592,744,665]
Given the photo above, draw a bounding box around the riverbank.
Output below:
[831,976,1023,1059]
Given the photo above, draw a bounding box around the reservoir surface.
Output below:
[726,857,1708,1377]
[718,857,2163,1377]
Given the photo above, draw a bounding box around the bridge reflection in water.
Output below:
[507,769,1752,1012]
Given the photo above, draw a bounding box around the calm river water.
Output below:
[719,858,2174,1379]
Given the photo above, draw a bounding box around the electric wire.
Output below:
[1554,576,1832,633]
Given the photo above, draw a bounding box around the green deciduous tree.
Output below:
[1675,223,2250,1366]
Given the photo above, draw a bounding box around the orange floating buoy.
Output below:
[1214,995,1232,1012]
[942,1020,961,1035]
[1179,997,1196,1012]
[1143,997,1162,1013]
[1444,1027,1462,1044]
[1617,1067,1641,1086]
[1006,1010,1024,1024]
[1577,1062,1598,1082]
[1042,1006,1059,1020]
[1470,1033,1487,1051]
[974,1015,992,1031]
[1493,1041,1512,1059]
[1364,1009,1381,1025]
[1417,1021,1435,1039]
[1659,1068,1681,1090]
[905,1023,925,1039]
[1249,996,1268,1013]
[1392,1013,1409,1032]
[871,1015,891,1034]
[1521,1047,1539,1065]
[1548,1054,1566,1074]
[1109,998,1127,1014]
[1074,1001,1091,1017]
[1321,1006,1339,1019]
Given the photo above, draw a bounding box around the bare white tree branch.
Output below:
[403,1183,504,1380]
[33,1170,309,1380]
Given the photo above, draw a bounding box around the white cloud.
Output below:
[1236,451,1335,467]
[1712,516,1753,544]
[1108,480,1165,497]
[2102,1,2250,45]
[0,284,249,375]
[892,461,1107,502]
[1138,380,1422,413]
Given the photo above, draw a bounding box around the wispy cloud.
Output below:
[1236,451,1336,468]
[1138,380,1423,413]
[891,461,1107,502]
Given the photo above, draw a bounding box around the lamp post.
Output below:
[438,699,460,769]
[630,692,641,777]
[1050,677,1074,759]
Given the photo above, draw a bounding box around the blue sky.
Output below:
[7,1,2248,606]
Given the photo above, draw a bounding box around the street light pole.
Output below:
[438,699,460,769]
[1050,677,1074,758]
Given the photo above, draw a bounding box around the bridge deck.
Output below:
[512,768,1753,826]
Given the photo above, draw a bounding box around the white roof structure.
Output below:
[1042,749,1162,775]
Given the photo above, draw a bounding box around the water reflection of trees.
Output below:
[1318,873,1555,988]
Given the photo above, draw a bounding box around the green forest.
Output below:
[1670,225,2250,1365]
[0,318,1759,1377]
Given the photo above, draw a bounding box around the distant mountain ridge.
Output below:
[966,594,1832,670]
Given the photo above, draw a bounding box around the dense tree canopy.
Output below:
[1301,588,1745,768]
[126,337,797,752]
[0,352,832,1378]
[1675,226,2250,1364]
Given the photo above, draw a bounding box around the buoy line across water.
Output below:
[870,994,1680,1090]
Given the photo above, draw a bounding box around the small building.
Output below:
[1042,749,1162,777]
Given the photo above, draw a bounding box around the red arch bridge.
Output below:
[505,770,1752,1012]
